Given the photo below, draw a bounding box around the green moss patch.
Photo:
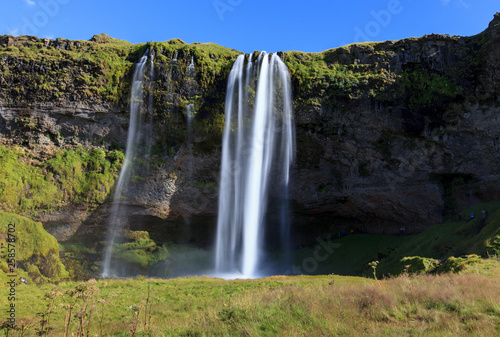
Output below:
[0,145,60,213]
[45,146,123,205]
[0,35,139,104]
[0,211,68,282]
[109,230,170,273]
[0,145,123,215]
[398,256,439,275]
[435,254,483,274]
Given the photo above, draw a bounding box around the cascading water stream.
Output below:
[102,51,153,277]
[187,55,195,76]
[186,55,196,128]
[215,52,295,278]
[185,54,196,179]
[144,51,155,167]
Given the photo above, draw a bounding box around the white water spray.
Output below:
[215,52,295,278]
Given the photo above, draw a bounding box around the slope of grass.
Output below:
[0,211,68,283]
[293,233,410,276]
[378,201,500,276]
[283,48,396,105]
[292,201,500,278]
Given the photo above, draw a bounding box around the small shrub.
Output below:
[436,254,483,274]
[398,256,439,275]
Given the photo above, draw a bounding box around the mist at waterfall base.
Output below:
[214,52,295,279]
[102,51,155,278]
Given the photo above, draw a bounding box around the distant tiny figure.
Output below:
[471,212,475,219]
[20,277,28,284]
[482,210,486,219]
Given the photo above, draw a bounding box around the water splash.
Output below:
[215,52,295,278]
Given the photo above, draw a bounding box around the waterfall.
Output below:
[215,52,295,278]
[186,55,196,127]
[186,104,195,126]
[187,55,195,75]
[144,51,155,168]
[102,50,153,277]
[185,54,196,180]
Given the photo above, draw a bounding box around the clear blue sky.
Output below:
[1,0,498,53]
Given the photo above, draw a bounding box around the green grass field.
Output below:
[1,203,499,336]
[1,184,500,335]
[2,265,500,336]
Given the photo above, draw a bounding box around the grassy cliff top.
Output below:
[0,34,242,106]
[1,11,495,108]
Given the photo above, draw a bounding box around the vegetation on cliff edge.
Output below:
[0,35,139,104]
[0,145,123,215]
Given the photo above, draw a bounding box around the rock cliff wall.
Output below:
[0,14,499,247]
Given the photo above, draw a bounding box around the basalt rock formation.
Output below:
[0,14,499,250]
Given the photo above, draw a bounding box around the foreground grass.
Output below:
[2,264,500,336]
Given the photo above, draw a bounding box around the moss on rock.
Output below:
[0,145,123,215]
[398,256,439,275]
[0,145,60,213]
[435,254,483,274]
[108,230,170,274]
[0,34,138,105]
[0,211,68,283]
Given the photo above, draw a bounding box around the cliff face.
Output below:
[0,15,499,246]
[287,14,500,236]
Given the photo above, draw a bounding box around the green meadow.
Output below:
[1,266,500,336]
[1,200,500,336]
